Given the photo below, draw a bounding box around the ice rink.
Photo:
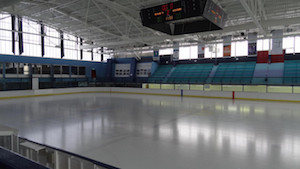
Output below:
[0,93,300,169]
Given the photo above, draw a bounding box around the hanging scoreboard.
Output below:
[140,0,205,25]
[140,0,227,35]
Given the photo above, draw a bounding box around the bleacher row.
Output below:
[284,60,300,85]
[148,61,300,85]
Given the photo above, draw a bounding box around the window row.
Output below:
[0,62,86,77]
[0,14,112,62]
[158,36,300,60]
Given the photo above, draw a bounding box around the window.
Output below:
[42,65,51,74]
[71,66,78,75]
[159,48,173,55]
[93,48,101,62]
[22,18,41,57]
[257,39,271,51]
[44,26,60,58]
[54,65,61,74]
[64,33,79,60]
[179,46,198,60]
[62,66,69,75]
[32,64,42,74]
[0,14,13,55]
[283,37,295,54]
[82,50,92,61]
[18,63,24,74]
[79,67,85,75]
[295,36,300,53]
[231,41,248,57]
[205,43,223,58]
[102,47,113,62]
[5,63,17,74]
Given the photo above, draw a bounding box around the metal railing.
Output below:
[0,125,119,169]
[143,82,300,94]
[148,76,300,86]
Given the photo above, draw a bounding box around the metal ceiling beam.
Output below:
[51,8,123,38]
[0,0,21,9]
[93,16,300,48]
[91,0,123,35]
[240,0,266,35]
[93,0,144,34]
[257,0,267,20]
[93,0,159,37]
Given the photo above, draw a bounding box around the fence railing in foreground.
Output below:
[0,125,119,169]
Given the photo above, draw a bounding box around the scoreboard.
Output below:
[140,0,205,25]
[202,0,226,29]
[140,0,227,35]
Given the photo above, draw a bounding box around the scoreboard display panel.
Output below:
[140,0,227,35]
[140,0,204,25]
[202,0,226,28]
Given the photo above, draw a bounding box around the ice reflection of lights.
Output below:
[171,122,269,156]
[217,129,268,156]
[254,107,265,114]
[159,126,173,139]
[240,106,250,114]
[200,127,211,141]
[281,136,300,158]
[228,105,238,113]
[255,138,268,156]
[217,130,249,153]
[215,105,223,111]
[178,124,199,144]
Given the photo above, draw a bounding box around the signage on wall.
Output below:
[248,42,257,55]
[115,64,131,78]
[153,48,159,61]
[198,43,205,58]
[223,45,231,57]
[173,42,179,61]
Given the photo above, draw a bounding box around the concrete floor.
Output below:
[0,93,300,169]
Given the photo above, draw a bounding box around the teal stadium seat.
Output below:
[212,62,256,85]
[166,64,213,84]
[148,65,173,83]
[283,60,300,85]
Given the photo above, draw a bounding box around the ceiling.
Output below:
[2,0,300,55]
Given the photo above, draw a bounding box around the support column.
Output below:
[248,33,257,56]
[41,23,45,57]
[173,41,179,61]
[271,30,284,63]
[90,42,94,61]
[11,15,15,55]
[223,35,232,57]
[18,17,23,55]
[60,31,64,58]
[271,30,283,55]
[101,47,104,62]
[80,38,83,60]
